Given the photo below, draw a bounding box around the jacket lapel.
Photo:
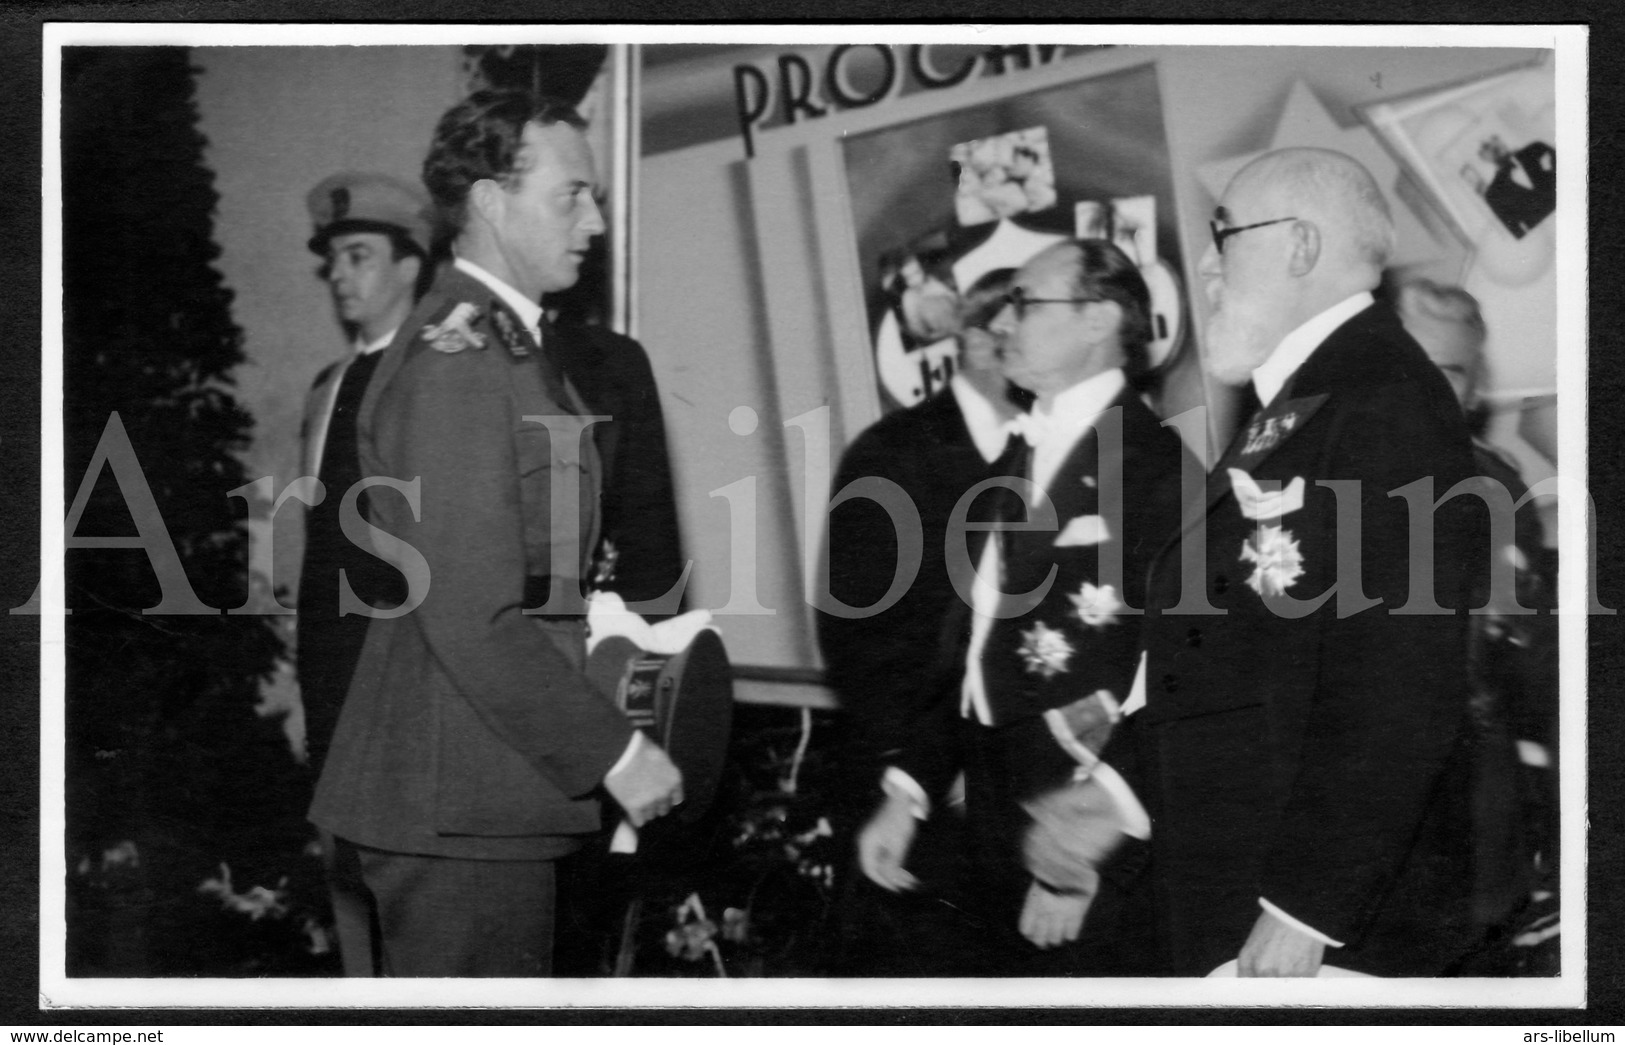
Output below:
[1202,390,1331,515]
[542,319,620,494]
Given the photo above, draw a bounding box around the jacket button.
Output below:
[1161,673,1180,694]
[1185,627,1202,648]
[1213,573,1229,595]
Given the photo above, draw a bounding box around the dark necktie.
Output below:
[532,323,576,415]
[300,349,393,613]
[318,350,384,497]
[297,348,400,775]
[989,430,1034,562]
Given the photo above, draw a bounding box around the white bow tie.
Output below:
[1006,410,1051,449]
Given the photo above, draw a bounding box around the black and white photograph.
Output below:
[24,21,1593,1020]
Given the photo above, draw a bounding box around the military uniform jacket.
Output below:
[898,384,1190,805]
[1107,302,1485,975]
[309,265,635,860]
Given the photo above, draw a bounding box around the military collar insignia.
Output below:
[489,300,533,359]
[1234,393,1329,465]
[420,301,485,354]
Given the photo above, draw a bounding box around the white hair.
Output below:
[1243,148,1396,269]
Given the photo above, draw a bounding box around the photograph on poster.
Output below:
[841,61,1185,410]
[1359,57,1556,280]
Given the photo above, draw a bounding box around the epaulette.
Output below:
[419,300,487,354]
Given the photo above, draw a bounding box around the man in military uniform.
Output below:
[309,91,683,977]
[297,171,431,976]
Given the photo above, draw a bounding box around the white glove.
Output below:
[585,590,716,655]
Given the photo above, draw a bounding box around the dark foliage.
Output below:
[60,46,317,976]
[554,705,854,978]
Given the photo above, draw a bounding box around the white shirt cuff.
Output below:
[1258,897,1345,948]
[1089,762,1151,839]
[882,767,931,819]
[607,729,645,779]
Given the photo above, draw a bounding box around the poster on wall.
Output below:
[840,61,1188,412]
[1358,55,1555,288]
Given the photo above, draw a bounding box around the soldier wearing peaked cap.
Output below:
[296,169,432,976]
[309,91,686,977]
[305,171,435,262]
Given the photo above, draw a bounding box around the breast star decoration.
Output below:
[1017,621,1075,679]
[1240,524,1305,597]
[1068,581,1123,629]
[421,302,486,354]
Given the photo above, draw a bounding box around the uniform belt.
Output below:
[522,575,588,621]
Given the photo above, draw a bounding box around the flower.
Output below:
[1017,621,1074,678]
[1240,525,1305,597]
[197,862,291,921]
[665,892,723,965]
[1068,582,1122,629]
[664,919,717,961]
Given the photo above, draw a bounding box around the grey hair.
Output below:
[1245,148,1396,269]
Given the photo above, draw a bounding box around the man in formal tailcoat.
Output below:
[296,170,431,975]
[1024,148,1487,977]
[1479,135,1556,239]
[546,320,685,617]
[857,240,1188,975]
[818,269,1019,975]
[309,91,684,977]
[820,268,1020,778]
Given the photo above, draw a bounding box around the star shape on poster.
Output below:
[1195,80,1441,269]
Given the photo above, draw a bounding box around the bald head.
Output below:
[1232,148,1395,273]
[1200,149,1397,384]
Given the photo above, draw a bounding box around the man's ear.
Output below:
[468,178,504,230]
[397,252,423,287]
[1287,219,1321,277]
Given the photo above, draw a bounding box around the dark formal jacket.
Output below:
[898,379,1191,809]
[550,322,686,616]
[296,344,407,779]
[1484,141,1556,237]
[309,265,636,860]
[818,385,994,770]
[1106,301,1486,975]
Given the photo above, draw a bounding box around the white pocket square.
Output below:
[1228,469,1306,522]
[1054,514,1111,547]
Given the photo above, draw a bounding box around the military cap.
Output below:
[586,629,733,830]
[306,171,432,257]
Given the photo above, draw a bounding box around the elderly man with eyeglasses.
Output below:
[1021,148,1489,977]
[854,238,1189,976]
